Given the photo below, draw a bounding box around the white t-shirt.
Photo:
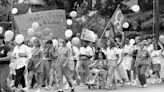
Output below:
[146,44,154,54]
[80,46,93,56]
[72,46,80,60]
[123,44,133,54]
[151,50,161,64]
[107,47,120,60]
[13,44,32,69]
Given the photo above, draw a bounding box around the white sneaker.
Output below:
[132,81,137,86]
[139,85,142,88]
[151,79,155,84]
[35,89,40,92]
[22,87,29,92]
[126,82,131,85]
[143,84,147,88]
[64,85,70,90]
[45,86,51,90]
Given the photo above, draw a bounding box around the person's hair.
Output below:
[46,40,53,45]
[95,52,106,60]
[34,39,41,47]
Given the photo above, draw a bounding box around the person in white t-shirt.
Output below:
[13,41,32,91]
[77,41,94,85]
[106,41,123,89]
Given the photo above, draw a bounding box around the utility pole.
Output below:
[154,0,160,40]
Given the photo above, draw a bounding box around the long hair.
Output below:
[95,51,106,60]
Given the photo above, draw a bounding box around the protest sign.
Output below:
[14,10,66,39]
[81,28,96,42]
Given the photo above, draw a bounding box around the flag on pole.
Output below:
[122,0,138,7]
[109,5,125,33]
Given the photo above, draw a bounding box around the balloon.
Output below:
[72,37,80,46]
[0,26,3,34]
[129,39,135,45]
[35,32,42,39]
[105,31,109,37]
[30,37,37,43]
[52,39,58,47]
[12,8,18,14]
[67,19,73,25]
[131,5,140,12]
[27,28,35,36]
[70,11,77,18]
[32,22,40,30]
[15,34,24,44]
[43,28,51,36]
[123,22,129,28]
[65,29,73,38]
[159,35,164,44]
[4,30,14,41]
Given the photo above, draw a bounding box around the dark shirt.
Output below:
[0,46,10,64]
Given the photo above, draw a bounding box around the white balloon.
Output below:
[131,5,140,12]
[5,30,14,41]
[30,37,37,43]
[52,39,58,47]
[65,29,73,38]
[123,22,129,28]
[72,37,80,46]
[67,19,73,25]
[27,28,35,36]
[129,39,135,45]
[12,8,18,14]
[70,11,77,18]
[15,34,24,44]
[32,22,40,31]
[0,26,3,34]
[105,31,109,37]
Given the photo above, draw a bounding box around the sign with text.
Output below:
[81,28,95,42]
[14,10,66,39]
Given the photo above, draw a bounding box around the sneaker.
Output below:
[22,87,29,92]
[45,86,51,90]
[132,81,137,86]
[64,85,70,90]
[35,89,40,92]
[126,82,131,85]
[139,85,142,88]
[143,84,147,88]
[151,80,155,84]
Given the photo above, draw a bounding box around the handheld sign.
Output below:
[81,28,96,42]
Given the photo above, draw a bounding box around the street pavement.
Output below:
[29,83,164,92]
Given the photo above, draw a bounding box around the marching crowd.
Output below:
[1,32,164,92]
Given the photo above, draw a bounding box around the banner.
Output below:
[14,10,66,39]
[81,28,96,42]
[109,5,125,33]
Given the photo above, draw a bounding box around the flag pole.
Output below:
[100,20,111,39]
[100,4,120,39]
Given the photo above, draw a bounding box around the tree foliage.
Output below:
[1,0,164,36]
